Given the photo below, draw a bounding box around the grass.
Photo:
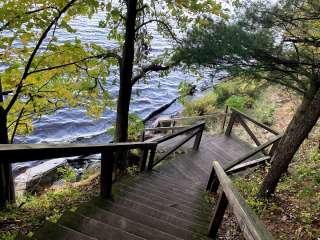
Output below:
[0,173,100,239]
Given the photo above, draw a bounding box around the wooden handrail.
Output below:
[144,126,191,132]
[207,134,283,192]
[0,141,157,207]
[154,113,229,123]
[208,161,274,240]
[147,122,205,170]
[153,122,205,144]
[230,108,279,135]
[0,142,157,163]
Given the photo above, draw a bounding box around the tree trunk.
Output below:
[258,85,320,198]
[0,107,15,208]
[114,0,137,169]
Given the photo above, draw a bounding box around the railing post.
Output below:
[0,163,16,209]
[147,148,156,171]
[225,111,237,136]
[207,166,220,193]
[221,105,229,131]
[140,149,149,172]
[208,191,229,238]
[100,150,114,199]
[193,124,205,151]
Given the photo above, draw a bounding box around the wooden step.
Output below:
[58,211,145,240]
[76,204,183,240]
[116,184,211,219]
[82,202,210,240]
[34,221,97,240]
[113,190,210,224]
[91,199,209,234]
[118,181,210,211]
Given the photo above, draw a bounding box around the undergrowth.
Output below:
[0,174,99,239]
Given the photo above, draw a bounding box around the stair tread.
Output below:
[90,198,209,232]
[58,211,145,240]
[116,184,211,217]
[76,204,183,240]
[34,221,97,240]
[113,191,210,224]
[118,181,211,211]
[82,201,210,240]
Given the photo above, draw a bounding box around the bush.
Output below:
[225,95,254,111]
[182,77,264,116]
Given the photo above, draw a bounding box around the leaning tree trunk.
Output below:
[0,107,15,208]
[258,84,320,198]
[114,0,137,170]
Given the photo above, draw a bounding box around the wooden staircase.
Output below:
[27,152,213,240]
[6,109,279,240]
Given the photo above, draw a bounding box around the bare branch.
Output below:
[132,64,170,86]
[27,53,121,76]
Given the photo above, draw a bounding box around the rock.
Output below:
[152,116,172,128]
[15,158,67,196]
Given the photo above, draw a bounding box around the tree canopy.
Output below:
[174,0,320,95]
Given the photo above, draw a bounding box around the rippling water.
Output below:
[5,12,219,173]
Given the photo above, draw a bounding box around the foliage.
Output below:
[232,123,320,239]
[108,113,144,142]
[182,77,263,116]
[175,0,320,96]
[249,87,276,126]
[0,0,118,143]
[57,166,77,183]
[127,165,139,176]
[225,95,254,111]
[0,175,99,238]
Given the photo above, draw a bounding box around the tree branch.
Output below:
[132,64,170,86]
[5,0,78,114]
[27,53,121,76]
[135,19,182,45]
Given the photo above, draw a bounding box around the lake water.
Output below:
[4,12,220,173]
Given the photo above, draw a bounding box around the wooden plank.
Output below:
[0,142,157,164]
[152,129,202,167]
[225,111,237,136]
[147,149,156,171]
[100,150,114,199]
[156,113,229,123]
[140,149,149,172]
[231,108,279,135]
[236,116,268,155]
[224,134,283,172]
[212,161,274,240]
[154,122,205,144]
[193,125,204,150]
[144,126,190,132]
[208,191,229,238]
[226,157,271,175]
[221,105,229,131]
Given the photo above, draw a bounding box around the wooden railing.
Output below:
[207,108,283,192]
[0,142,157,205]
[225,108,280,152]
[145,111,229,134]
[208,161,274,240]
[146,122,206,170]
[0,121,206,208]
